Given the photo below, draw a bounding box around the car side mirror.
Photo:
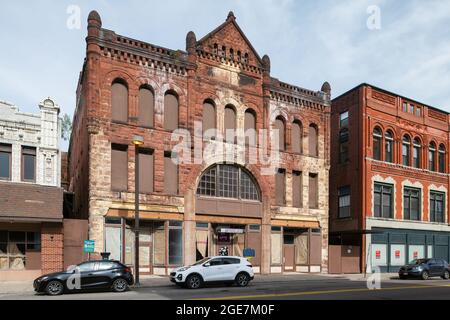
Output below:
[203,263,210,267]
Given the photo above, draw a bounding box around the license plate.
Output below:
[403,272,408,275]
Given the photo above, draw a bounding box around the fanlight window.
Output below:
[197,165,260,201]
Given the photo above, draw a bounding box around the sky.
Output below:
[1,0,450,150]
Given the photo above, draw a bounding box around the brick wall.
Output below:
[41,223,64,274]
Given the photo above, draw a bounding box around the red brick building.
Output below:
[69,11,331,275]
[330,84,450,273]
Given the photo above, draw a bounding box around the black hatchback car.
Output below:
[34,260,134,295]
[399,259,450,280]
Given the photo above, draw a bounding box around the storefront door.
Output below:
[139,226,152,274]
[283,234,295,271]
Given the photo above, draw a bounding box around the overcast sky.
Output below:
[1,0,450,150]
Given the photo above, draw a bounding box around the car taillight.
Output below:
[124,267,131,274]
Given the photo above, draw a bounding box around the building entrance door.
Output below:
[139,226,152,275]
[283,234,295,271]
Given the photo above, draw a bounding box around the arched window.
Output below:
[413,138,421,168]
[138,86,154,127]
[439,144,446,173]
[275,117,286,151]
[373,127,382,160]
[164,92,179,131]
[429,142,436,171]
[202,100,216,137]
[213,43,218,55]
[229,48,234,61]
[111,79,128,123]
[197,164,260,201]
[309,124,319,157]
[244,53,249,64]
[292,120,303,154]
[402,135,411,166]
[244,109,256,146]
[385,130,394,163]
[237,51,242,63]
[224,105,236,143]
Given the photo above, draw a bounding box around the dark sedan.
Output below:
[399,258,450,280]
[34,260,134,296]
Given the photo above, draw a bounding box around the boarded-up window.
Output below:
[224,106,236,143]
[244,109,256,146]
[271,232,282,265]
[153,222,166,265]
[138,87,154,127]
[309,173,319,209]
[164,152,178,195]
[275,168,286,206]
[275,117,285,151]
[292,171,302,208]
[111,144,128,191]
[139,149,154,194]
[164,93,179,131]
[295,233,309,265]
[203,101,216,136]
[111,81,128,123]
[292,121,302,153]
[309,124,318,156]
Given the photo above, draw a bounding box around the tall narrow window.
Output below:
[168,221,183,265]
[0,144,12,180]
[292,121,302,154]
[373,128,382,161]
[402,136,411,166]
[202,101,216,138]
[309,124,318,157]
[111,80,128,123]
[402,102,408,113]
[385,131,394,163]
[339,129,349,163]
[274,117,285,151]
[340,111,349,128]
[244,109,256,146]
[138,86,154,127]
[309,173,319,209]
[111,144,128,191]
[413,138,421,168]
[21,146,36,182]
[338,186,351,218]
[164,152,178,195]
[439,144,446,173]
[275,169,286,206]
[292,171,302,208]
[374,183,393,218]
[429,142,436,171]
[139,149,154,194]
[404,187,421,221]
[164,92,179,131]
[430,192,445,223]
[224,105,236,143]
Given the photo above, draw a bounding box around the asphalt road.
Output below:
[2,274,450,300]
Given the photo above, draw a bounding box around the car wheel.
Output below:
[186,274,203,289]
[421,271,429,280]
[235,272,250,287]
[45,281,64,296]
[112,278,129,293]
[442,270,450,280]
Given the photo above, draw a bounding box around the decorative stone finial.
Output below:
[321,81,331,94]
[227,11,236,21]
[88,10,102,28]
[186,31,197,54]
[262,55,271,73]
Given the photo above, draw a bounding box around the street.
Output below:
[2,274,450,300]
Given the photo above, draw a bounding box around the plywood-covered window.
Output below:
[202,101,216,137]
[164,92,179,131]
[21,146,36,182]
[111,80,128,123]
[244,109,256,146]
[153,222,166,265]
[275,168,286,206]
[292,121,302,154]
[271,229,282,265]
[309,124,318,157]
[111,144,128,191]
[0,144,12,180]
[164,152,178,195]
[139,149,154,194]
[292,171,302,208]
[138,86,154,127]
[309,173,319,209]
[274,117,285,151]
[224,105,236,143]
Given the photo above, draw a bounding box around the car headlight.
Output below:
[412,266,423,271]
[178,267,190,272]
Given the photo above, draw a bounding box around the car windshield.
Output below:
[409,259,429,265]
[192,258,210,266]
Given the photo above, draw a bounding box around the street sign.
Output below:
[84,240,95,253]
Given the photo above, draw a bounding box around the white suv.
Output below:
[170,256,255,289]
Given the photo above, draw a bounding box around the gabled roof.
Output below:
[197,11,263,65]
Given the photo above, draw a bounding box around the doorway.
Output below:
[283,235,295,271]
